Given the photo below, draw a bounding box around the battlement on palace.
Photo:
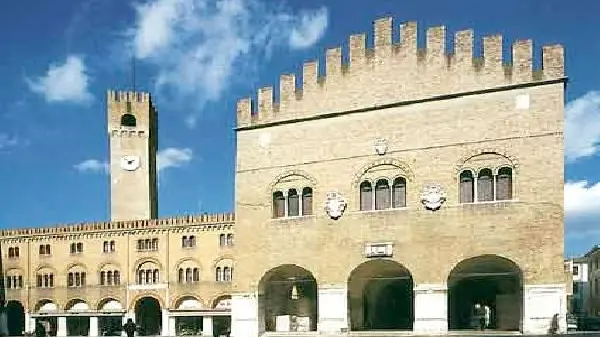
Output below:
[0,213,235,238]
[236,16,565,129]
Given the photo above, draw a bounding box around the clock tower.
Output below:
[107,90,158,221]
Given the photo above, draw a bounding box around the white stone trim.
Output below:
[317,287,347,333]
[230,292,259,337]
[523,283,567,335]
[413,284,448,334]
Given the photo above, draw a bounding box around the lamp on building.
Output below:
[290,284,300,300]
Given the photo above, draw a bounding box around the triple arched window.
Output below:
[272,187,313,218]
[459,167,513,203]
[359,177,407,211]
[178,267,200,283]
[100,270,121,286]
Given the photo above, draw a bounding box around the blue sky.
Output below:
[0,0,598,257]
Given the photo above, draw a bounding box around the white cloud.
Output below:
[289,7,328,49]
[73,159,109,174]
[565,180,600,245]
[565,180,600,216]
[126,0,328,127]
[565,91,600,162]
[74,147,193,174]
[26,55,93,104]
[157,147,193,171]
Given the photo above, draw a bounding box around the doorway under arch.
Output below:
[258,264,318,332]
[6,300,25,336]
[447,254,523,331]
[134,297,162,336]
[347,259,414,331]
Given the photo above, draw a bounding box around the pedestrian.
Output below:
[123,318,137,337]
[34,321,46,337]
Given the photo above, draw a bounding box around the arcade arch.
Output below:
[6,300,25,336]
[65,299,91,336]
[134,296,162,336]
[347,259,414,331]
[97,298,124,336]
[258,264,318,332]
[447,254,523,331]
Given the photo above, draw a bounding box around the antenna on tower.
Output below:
[131,54,137,92]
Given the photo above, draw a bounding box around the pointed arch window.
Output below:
[459,170,475,203]
[496,167,513,201]
[302,187,313,216]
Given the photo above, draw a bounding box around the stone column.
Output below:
[317,287,347,333]
[161,309,169,336]
[413,284,448,334]
[89,317,99,337]
[168,316,176,336]
[230,293,258,337]
[24,312,33,334]
[523,284,567,334]
[202,316,213,336]
[56,317,67,337]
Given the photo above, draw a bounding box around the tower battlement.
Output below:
[107,90,151,103]
[236,17,565,129]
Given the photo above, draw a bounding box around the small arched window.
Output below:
[496,167,513,201]
[459,170,474,203]
[302,187,313,216]
[120,113,137,127]
[287,189,299,216]
[392,177,407,208]
[477,168,494,202]
[272,191,285,218]
[374,179,390,210]
[360,181,373,211]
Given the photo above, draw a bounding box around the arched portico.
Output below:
[6,300,25,336]
[258,264,318,332]
[134,296,162,336]
[347,259,414,331]
[447,254,523,331]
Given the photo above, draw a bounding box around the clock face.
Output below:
[120,155,141,171]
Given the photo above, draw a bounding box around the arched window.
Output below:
[185,268,192,282]
[120,113,137,127]
[223,267,232,282]
[219,234,226,247]
[477,168,494,202]
[272,191,285,218]
[392,177,407,208]
[496,167,513,201]
[178,268,184,283]
[287,189,299,216]
[374,179,390,210]
[226,234,234,246]
[459,170,474,203]
[110,240,116,252]
[215,267,222,282]
[193,268,200,282]
[302,187,313,215]
[360,181,373,211]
